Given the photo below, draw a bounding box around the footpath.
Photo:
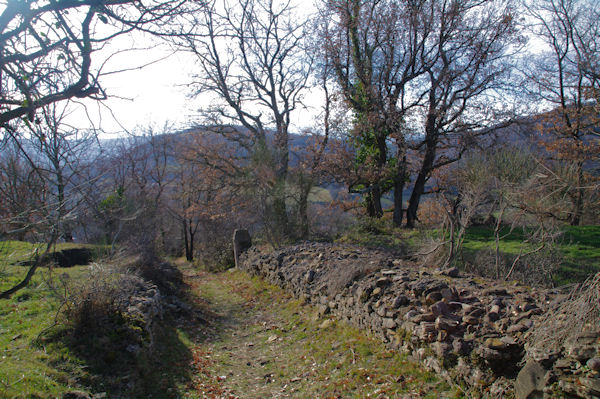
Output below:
[180,263,455,398]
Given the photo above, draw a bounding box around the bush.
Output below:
[462,246,561,287]
[197,239,235,272]
[62,264,160,350]
[529,272,600,354]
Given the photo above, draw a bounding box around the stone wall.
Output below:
[238,242,600,398]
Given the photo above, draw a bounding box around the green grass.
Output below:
[0,240,109,268]
[459,225,600,282]
[0,257,197,399]
[335,220,600,284]
[336,217,415,252]
[0,264,88,398]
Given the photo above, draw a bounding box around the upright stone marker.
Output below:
[233,229,252,268]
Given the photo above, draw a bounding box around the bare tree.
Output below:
[178,0,313,240]
[403,0,521,227]
[24,103,97,242]
[523,0,600,225]
[0,0,190,130]
[0,143,47,240]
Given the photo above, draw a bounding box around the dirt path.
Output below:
[179,264,456,399]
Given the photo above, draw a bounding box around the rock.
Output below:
[430,300,451,317]
[587,357,600,372]
[467,307,485,318]
[436,316,460,333]
[462,315,480,325]
[425,291,443,305]
[434,341,453,358]
[453,338,471,355]
[437,330,448,342]
[357,286,373,303]
[372,287,382,297]
[441,267,459,278]
[410,281,429,297]
[522,302,538,312]
[382,318,397,329]
[319,319,334,329]
[415,322,437,342]
[305,270,316,283]
[392,295,410,308]
[580,377,600,396]
[485,311,500,323]
[483,288,510,296]
[507,322,530,333]
[376,277,392,287]
[404,309,419,321]
[317,304,330,317]
[564,338,598,362]
[554,358,573,369]
[479,347,506,362]
[411,312,436,323]
[441,287,458,301]
[485,337,508,351]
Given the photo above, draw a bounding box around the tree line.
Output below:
[1,0,599,296]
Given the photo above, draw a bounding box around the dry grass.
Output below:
[529,272,600,353]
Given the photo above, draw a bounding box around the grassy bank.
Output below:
[336,220,600,285]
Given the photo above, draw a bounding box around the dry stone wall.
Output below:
[238,242,600,398]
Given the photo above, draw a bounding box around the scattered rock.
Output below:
[305,270,316,283]
[382,318,397,329]
[431,300,451,317]
[579,377,600,396]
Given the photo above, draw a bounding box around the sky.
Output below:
[67,37,197,137]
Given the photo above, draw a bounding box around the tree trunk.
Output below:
[183,219,192,261]
[365,186,384,218]
[393,147,407,227]
[569,161,585,226]
[406,120,438,228]
[274,126,290,237]
[188,224,195,262]
[56,172,73,241]
[298,178,311,240]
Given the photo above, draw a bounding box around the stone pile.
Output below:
[239,242,600,398]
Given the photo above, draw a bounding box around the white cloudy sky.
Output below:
[67,34,197,136]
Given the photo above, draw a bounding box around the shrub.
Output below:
[197,239,235,272]
[529,272,600,354]
[462,246,561,287]
[62,264,158,349]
